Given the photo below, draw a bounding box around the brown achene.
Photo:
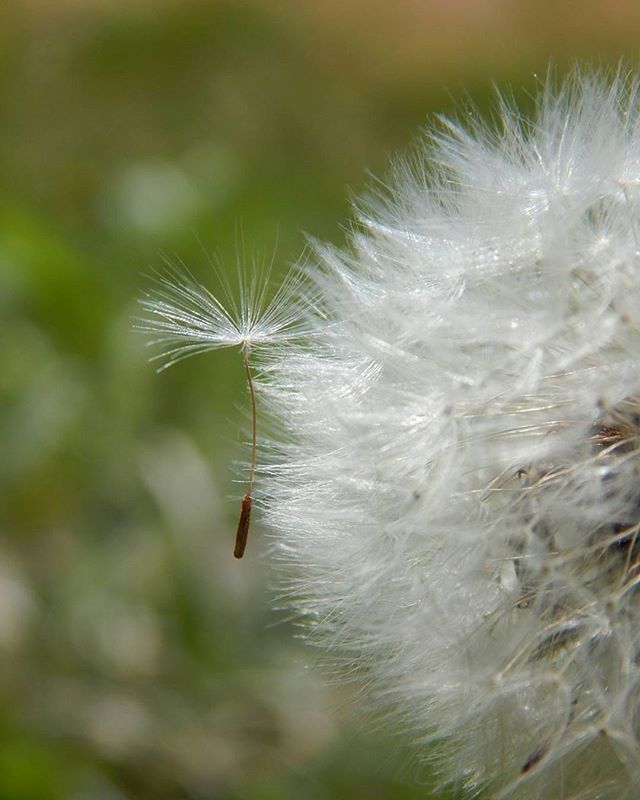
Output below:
[234,346,257,559]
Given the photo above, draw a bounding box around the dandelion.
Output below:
[142,69,640,799]
[139,259,309,557]
[254,70,640,800]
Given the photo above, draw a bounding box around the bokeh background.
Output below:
[2,2,640,798]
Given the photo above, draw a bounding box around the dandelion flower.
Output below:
[141,70,640,799]
[255,71,640,799]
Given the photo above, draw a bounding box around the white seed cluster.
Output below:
[141,71,640,800]
[258,72,640,799]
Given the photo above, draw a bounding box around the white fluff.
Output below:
[139,261,310,368]
[143,71,640,799]
[260,71,640,800]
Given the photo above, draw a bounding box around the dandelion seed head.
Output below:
[255,69,640,800]
[139,68,640,799]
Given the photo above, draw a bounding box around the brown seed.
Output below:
[234,494,252,559]
[520,742,548,774]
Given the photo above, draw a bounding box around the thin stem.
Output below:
[234,345,257,559]
[243,345,258,497]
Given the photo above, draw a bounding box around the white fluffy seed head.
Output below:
[255,70,640,799]
[138,69,640,800]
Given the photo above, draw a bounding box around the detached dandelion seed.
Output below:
[234,343,256,559]
[138,259,310,558]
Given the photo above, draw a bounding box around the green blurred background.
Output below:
[1,2,639,798]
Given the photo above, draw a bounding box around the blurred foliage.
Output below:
[1,1,640,798]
